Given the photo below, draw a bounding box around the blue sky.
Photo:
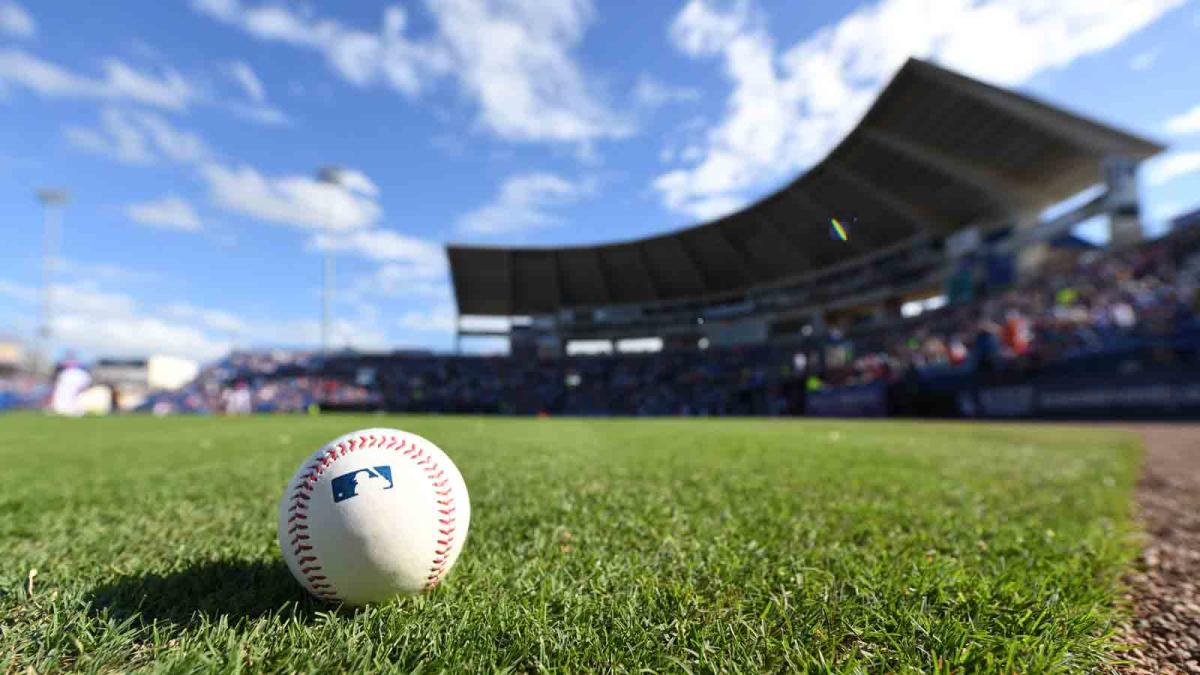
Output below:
[1,0,1199,361]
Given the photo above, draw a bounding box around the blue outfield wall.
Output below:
[807,368,1200,420]
[955,371,1200,420]
[805,382,889,417]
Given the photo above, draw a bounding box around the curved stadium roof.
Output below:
[448,58,1163,317]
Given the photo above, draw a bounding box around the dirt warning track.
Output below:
[1117,424,1200,674]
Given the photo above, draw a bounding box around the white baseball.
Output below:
[278,428,470,605]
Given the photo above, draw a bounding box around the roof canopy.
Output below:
[449,58,1163,316]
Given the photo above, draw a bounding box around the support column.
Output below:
[1105,157,1144,249]
[1014,210,1048,281]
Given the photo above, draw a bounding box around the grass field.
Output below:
[0,414,1142,672]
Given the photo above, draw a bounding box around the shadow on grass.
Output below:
[86,558,335,630]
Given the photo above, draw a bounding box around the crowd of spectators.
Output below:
[822,226,1200,387]
[347,346,794,416]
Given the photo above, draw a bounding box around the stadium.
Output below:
[2,3,1199,673]
[89,58,1194,422]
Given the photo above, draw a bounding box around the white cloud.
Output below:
[457,172,592,236]
[1145,150,1200,186]
[1,258,408,357]
[0,47,288,127]
[1165,103,1200,135]
[310,231,450,333]
[0,1,34,38]
[0,278,35,304]
[193,0,630,145]
[126,195,203,232]
[361,263,450,299]
[318,318,390,351]
[1130,48,1159,71]
[633,75,701,108]
[224,60,291,126]
[656,0,1187,219]
[161,301,388,351]
[309,228,446,279]
[54,312,225,360]
[427,0,631,144]
[228,60,265,102]
[64,110,155,165]
[200,162,381,231]
[334,168,380,197]
[0,274,396,358]
[64,108,210,165]
[0,48,196,110]
[673,194,749,222]
[228,100,290,126]
[162,303,247,334]
[193,1,447,94]
[136,111,211,162]
[398,304,456,333]
[0,278,228,360]
[55,258,160,287]
[1149,201,1181,222]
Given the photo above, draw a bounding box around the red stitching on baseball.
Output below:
[287,431,458,600]
[384,439,457,591]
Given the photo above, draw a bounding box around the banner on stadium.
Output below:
[957,376,1200,419]
[805,381,888,417]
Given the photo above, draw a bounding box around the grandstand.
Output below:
[448,58,1162,356]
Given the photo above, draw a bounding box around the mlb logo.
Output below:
[331,466,394,503]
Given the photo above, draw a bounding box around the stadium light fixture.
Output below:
[35,188,70,375]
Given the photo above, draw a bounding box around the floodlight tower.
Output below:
[35,188,69,375]
[315,166,348,357]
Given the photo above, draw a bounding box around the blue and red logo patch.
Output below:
[331,466,394,503]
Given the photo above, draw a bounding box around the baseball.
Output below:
[278,428,470,605]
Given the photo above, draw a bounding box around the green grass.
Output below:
[0,414,1141,673]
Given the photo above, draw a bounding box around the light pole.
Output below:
[36,188,69,376]
[315,166,347,357]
